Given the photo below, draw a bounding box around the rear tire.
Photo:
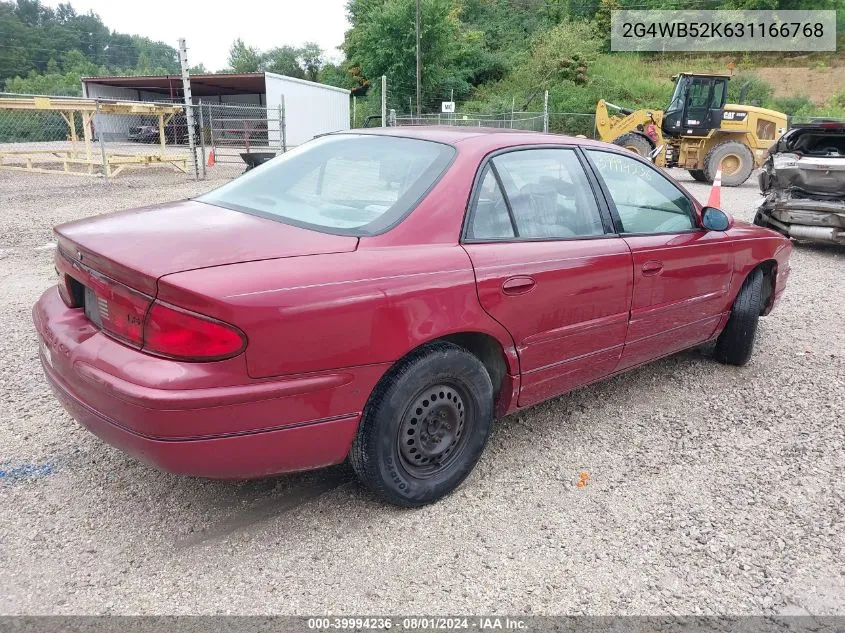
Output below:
[688,169,708,182]
[714,268,764,366]
[350,342,494,507]
[612,133,652,158]
[704,141,755,187]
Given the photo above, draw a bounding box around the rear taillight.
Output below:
[85,273,150,347]
[142,301,246,361]
[55,245,245,361]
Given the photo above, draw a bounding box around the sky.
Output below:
[43,0,351,71]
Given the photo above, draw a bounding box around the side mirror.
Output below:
[702,206,732,231]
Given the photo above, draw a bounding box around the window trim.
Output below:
[581,147,703,237]
[489,162,520,238]
[461,145,618,244]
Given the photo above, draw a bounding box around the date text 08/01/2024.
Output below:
[307,617,528,630]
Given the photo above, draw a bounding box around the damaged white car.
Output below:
[754,121,845,245]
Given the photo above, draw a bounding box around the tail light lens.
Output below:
[142,301,246,361]
[56,247,245,361]
[86,277,149,347]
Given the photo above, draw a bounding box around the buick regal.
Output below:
[34,128,792,506]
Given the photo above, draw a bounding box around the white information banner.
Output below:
[611,10,836,52]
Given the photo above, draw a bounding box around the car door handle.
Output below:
[502,276,536,295]
[641,260,664,276]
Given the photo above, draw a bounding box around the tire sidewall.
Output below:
[706,141,754,186]
[613,133,652,158]
[366,347,494,506]
[715,268,763,365]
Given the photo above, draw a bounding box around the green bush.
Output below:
[771,95,815,116]
[727,73,774,106]
[0,111,69,143]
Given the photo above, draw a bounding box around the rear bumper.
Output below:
[44,361,359,478]
[34,286,387,478]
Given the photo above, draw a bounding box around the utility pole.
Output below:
[543,90,549,133]
[415,0,421,118]
[381,75,387,128]
[178,38,199,180]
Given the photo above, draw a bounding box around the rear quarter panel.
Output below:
[156,245,518,380]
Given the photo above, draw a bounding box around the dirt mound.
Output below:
[753,66,845,105]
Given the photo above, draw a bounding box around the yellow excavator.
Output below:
[595,72,788,186]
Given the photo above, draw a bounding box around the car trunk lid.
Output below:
[55,199,359,294]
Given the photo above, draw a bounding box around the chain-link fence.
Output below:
[0,93,195,178]
[0,94,291,182]
[1,80,597,186]
[391,111,596,136]
[349,77,596,137]
[192,102,287,181]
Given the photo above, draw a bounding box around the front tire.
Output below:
[714,268,764,366]
[704,141,755,187]
[350,342,494,507]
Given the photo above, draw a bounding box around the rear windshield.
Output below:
[198,134,455,235]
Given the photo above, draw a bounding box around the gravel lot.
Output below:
[0,165,842,616]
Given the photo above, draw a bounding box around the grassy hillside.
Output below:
[342,0,845,127]
[464,42,845,120]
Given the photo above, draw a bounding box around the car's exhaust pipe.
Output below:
[761,216,845,244]
[787,225,845,244]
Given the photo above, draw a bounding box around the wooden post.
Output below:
[95,100,109,180]
[158,113,166,157]
[82,111,93,174]
[68,111,78,158]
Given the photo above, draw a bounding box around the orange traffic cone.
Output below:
[207,148,215,167]
[706,163,722,208]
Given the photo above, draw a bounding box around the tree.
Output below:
[263,46,304,78]
[0,0,179,85]
[345,0,463,111]
[55,2,75,23]
[298,42,324,81]
[227,38,261,72]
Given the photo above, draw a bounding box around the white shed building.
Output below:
[82,72,350,147]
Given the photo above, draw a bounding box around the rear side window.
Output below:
[198,134,455,236]
[586,150,695,234]
[466,166,515,240]
[467,148,605,241]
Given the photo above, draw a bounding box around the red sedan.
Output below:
[34,128,792,506]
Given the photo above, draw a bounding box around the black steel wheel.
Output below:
[397,383,472,477]
[350,342,494,507]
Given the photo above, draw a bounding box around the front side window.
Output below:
[467,148,605,241]
[198,134,455,235]
[586,150,696,234]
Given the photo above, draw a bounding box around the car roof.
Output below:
[336,125,607,150]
